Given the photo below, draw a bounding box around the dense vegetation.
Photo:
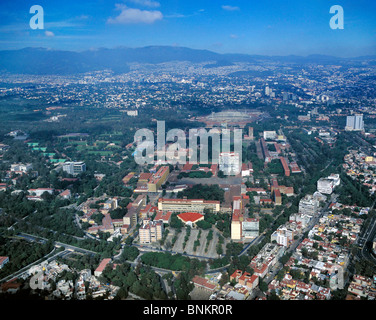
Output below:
[140,251,207,273]
[176,184,225,202]
[0,237,54,279]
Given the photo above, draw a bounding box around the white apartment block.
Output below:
[317,178,334,194]
[139,219,163,244]
[345,114,364,131]
[299,195,319,215]
[289,213,312,228]
[242,218,259,240]
[317,174,340,195]
[271,227,294,247]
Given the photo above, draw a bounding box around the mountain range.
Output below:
[0,46,374,75]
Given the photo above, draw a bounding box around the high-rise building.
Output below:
[355,114,364,130]
[317,178,334,194]
[346,114,364,131]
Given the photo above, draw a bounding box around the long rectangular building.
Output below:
[157,198,220,213]
[279,157,290,177]
[148,166,170,192]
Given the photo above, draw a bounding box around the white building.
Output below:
[10,163,33,173]
[346,114,364,131]
[263,131,277,140]
[317,174,340,194]
[62,161,86,176]
[139,218,164,244]
[28,188,54,197]
[328,174,340,186]
[219,152,240,175]
[289,213,312,228]
[271,226,294,247]
[317,178,334,195]
[299,195,319,215]
[242,218,259,240]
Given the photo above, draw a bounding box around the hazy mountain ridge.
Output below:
[0,46,374,75]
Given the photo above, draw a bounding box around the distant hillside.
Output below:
[0,46,374,75]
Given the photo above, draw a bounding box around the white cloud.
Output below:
[127,0,160,8]
[45,30,55,37]
[230,34,238,39]
[107,4,163,24]
[221,5,240,11]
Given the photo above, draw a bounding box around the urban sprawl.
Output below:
[0,58,376,301]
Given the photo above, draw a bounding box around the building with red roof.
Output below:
[279,157,290,176]
[0,256,9,269]
[274,189,282,205]
[177,212,204,225]
[154,210,172,224]
[94,258,111,277]
[191,275,217,292]
[182,163,194,172]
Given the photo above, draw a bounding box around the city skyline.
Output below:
[0,0,375,57]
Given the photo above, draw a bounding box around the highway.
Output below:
[357,215,376,264]
[0,233,99,285]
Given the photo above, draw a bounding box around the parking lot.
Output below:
[168,227,225,259]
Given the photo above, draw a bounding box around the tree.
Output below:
[259,279,268,292]
[114,286,128,300]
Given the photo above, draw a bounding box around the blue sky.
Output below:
[0,0,375,57]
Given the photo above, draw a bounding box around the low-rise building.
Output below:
[62,161,86,176]
[94,258,111,277]
[0,256,9,269]
[158,198,220,213]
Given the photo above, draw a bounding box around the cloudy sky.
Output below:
[0,0,375,57]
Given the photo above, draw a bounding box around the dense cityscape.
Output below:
[1,51,376,306]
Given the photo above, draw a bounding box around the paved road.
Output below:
[358,215,376,264]
[0,246,68,284]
